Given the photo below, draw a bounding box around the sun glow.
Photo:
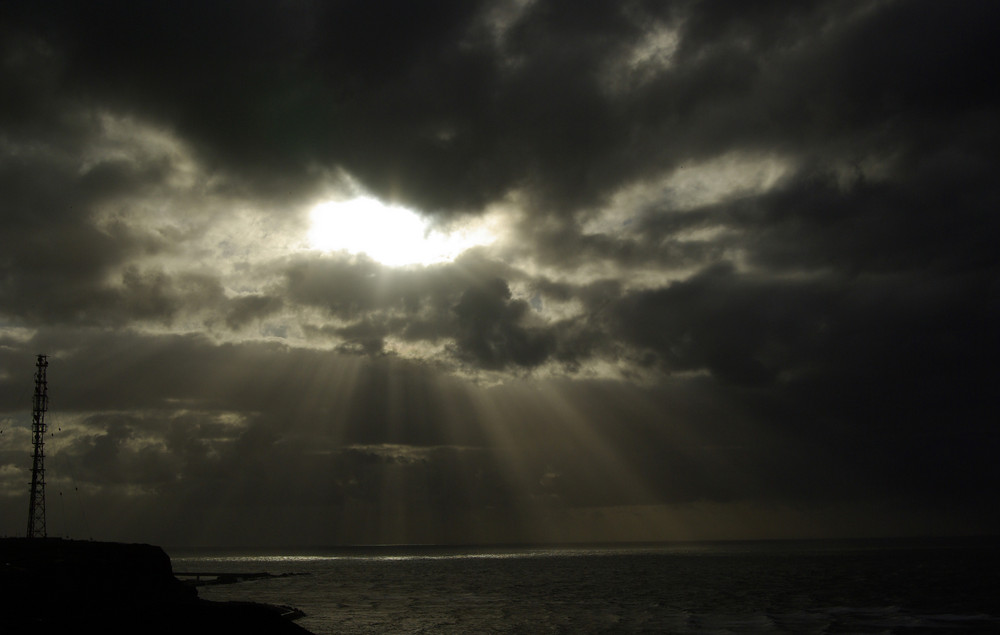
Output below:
[308,197,496,266]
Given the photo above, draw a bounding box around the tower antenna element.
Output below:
[26,354,49,538]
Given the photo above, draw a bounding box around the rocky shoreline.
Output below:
[0,538,313,634]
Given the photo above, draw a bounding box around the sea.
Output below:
[169,537,1000,634]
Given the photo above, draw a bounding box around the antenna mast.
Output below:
[26,354,49,538]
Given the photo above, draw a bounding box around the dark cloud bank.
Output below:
[1,0,999,545]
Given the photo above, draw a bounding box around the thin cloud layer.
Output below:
[1,0,998,545]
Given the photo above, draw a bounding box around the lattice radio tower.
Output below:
[26,354,49,538]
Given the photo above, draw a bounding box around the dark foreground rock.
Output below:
[0,538,312,634]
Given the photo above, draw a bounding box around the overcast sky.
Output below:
[1,0,998,547]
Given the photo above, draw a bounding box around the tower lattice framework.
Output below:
[26,353,48,538]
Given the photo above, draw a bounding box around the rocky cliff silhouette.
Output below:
[0,538,312,634]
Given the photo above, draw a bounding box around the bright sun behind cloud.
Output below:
[308,197,496,266]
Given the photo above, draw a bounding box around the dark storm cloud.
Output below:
[611,262,823,386]
[451,276,554,369]
[281,252,628,372]
[2,0,996,218]
[284,252,560,367]
[0,141,131,323]
[738,157,1000,275]
[2,0,1000,543]
[223,294,285,330]
[0,1,793,212]
[0,60,221,327]
[3,0,500,207]
[608,257,1000,502]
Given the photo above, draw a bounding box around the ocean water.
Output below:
[170,537,1000,634]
